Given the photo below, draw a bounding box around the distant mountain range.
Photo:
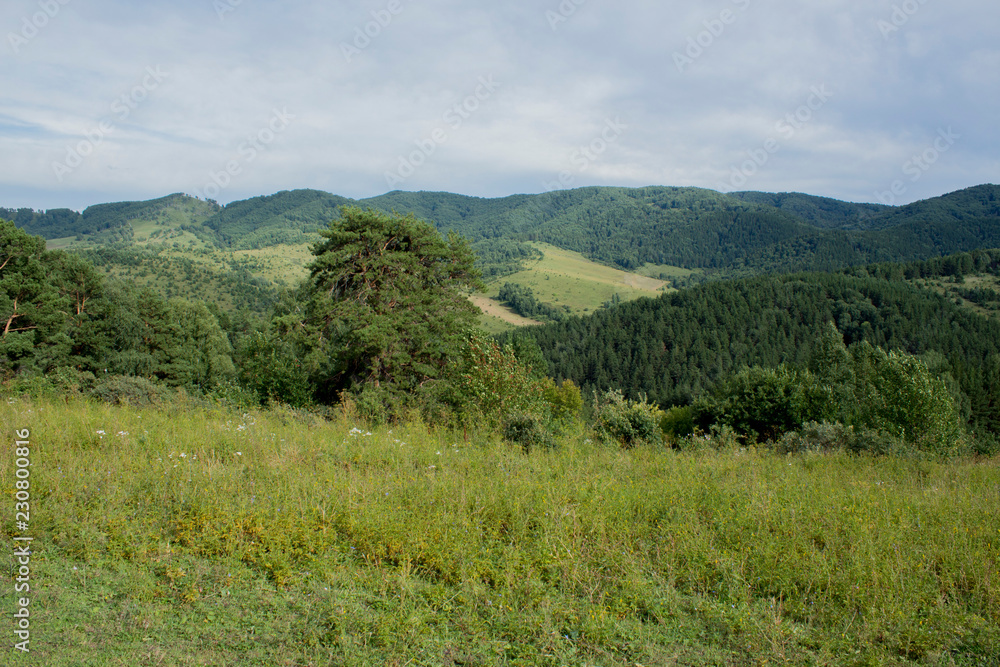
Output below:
[5,184,1000,277]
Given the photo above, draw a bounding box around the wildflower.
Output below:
[236,452,243,456]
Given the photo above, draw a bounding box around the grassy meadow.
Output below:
[477,243,683,331]
[2,397,999,666]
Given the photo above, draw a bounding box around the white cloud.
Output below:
[0,0,996,211]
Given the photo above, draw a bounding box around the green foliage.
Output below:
[90,374,169,406]
[156,299,237,389]
[591,389,664,448]
[849,343,966,456]
[519,266,1000,440]
[204,189,350,250]
[501,411,555,452]
[698,328,967,455]
[0,220,238,396]
[81,244,280,315]
[543,378,583,423]
[283,206,483,402]
[807,325,968,455]
[496,282,565,322]
[699,364,834,443]
[776,421,903,455]
[234,331,312,407]
[661,405,695,438]
[449,330,548,429]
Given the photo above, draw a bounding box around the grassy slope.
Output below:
[478,243,682,331]
[2,398,997,666]
[920,274,1000,321]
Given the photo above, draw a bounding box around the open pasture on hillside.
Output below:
[477,243,684,331]
[2,398,997,666]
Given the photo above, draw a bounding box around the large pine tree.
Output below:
[278,207,482,401]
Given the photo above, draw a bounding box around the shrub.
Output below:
[502,412,555,452]
[850,344,967,457]
[591,389,663,448]
[543,378,584,424]
[661,405,695,439]
[700,364,833,443]
[90,375,168,407]
[235,331,312,408]
[775,421,901,456]
[449,331,548,429]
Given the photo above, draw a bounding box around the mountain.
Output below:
[8,183,1000,280]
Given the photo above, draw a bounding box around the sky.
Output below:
[1,0,997,212]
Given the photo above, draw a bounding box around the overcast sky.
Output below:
[1,0,997,212]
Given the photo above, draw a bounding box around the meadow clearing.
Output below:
[2,397,998,666]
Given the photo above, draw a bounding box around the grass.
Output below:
[484,243,669,313]
[2,397,999,665]
[477,243,684,331]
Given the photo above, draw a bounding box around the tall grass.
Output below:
[2,397,998,665]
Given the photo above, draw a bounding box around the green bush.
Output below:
[90,375,168,407]
[449,331,549,429]
[850,344,967,457]
[235,331,312,408]
[775,421,901,456]
[591,389,663,448]
[501,412,555,452]
[543,378,584,424]
[699,364,833,443]
[661,405,695,439]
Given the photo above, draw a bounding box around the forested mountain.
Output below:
[2,193,219,241]
[202,189,351,249]
[727,191,889,230]
[12,184,1000,281]
[507,249,1000,437]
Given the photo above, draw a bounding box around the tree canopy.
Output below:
[275,206,483,402]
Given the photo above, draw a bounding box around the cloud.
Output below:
[0,0,996,211]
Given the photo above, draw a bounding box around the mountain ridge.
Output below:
[6,183,1000,278]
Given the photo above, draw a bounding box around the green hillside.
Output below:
[10,183,1000,321]
[16,184,1000,276]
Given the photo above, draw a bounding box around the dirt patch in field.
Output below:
[469,295,543,326]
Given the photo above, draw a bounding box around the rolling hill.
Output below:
[7,183,1000,321]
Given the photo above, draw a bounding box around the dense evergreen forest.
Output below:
[507,250,1000,440]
